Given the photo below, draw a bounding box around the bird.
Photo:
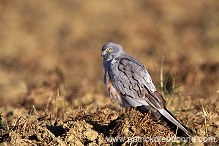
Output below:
[101,42,194,137]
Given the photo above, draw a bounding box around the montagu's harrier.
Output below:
[101,42,194,137]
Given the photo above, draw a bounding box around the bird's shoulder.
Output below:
[113,54,145,69]
[109,53,156,92]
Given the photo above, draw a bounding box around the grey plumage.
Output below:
[102,42,194,136]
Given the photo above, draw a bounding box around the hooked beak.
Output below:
[101,50,107,57]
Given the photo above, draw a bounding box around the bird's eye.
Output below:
[107,48,113,51]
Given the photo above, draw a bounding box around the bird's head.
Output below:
[101,42,125,60]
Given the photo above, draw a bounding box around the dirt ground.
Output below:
[0,0,218,145]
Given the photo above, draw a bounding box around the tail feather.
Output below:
[136,106,194,137]
[158,109,193,136]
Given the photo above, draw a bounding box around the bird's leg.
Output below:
[125,108,133,113]
[118,108,129,114]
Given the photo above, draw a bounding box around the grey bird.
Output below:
[101,42,194,137]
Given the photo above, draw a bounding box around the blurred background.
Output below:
[0,0,218,108]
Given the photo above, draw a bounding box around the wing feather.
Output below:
[109,54,165,109]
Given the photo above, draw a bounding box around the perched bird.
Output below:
[101,42,194,137]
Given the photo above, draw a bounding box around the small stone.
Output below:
[84,130,98,141]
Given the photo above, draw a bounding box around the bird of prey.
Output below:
[101,42,193,137]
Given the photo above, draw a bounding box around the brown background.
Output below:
[0,0,218,145]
